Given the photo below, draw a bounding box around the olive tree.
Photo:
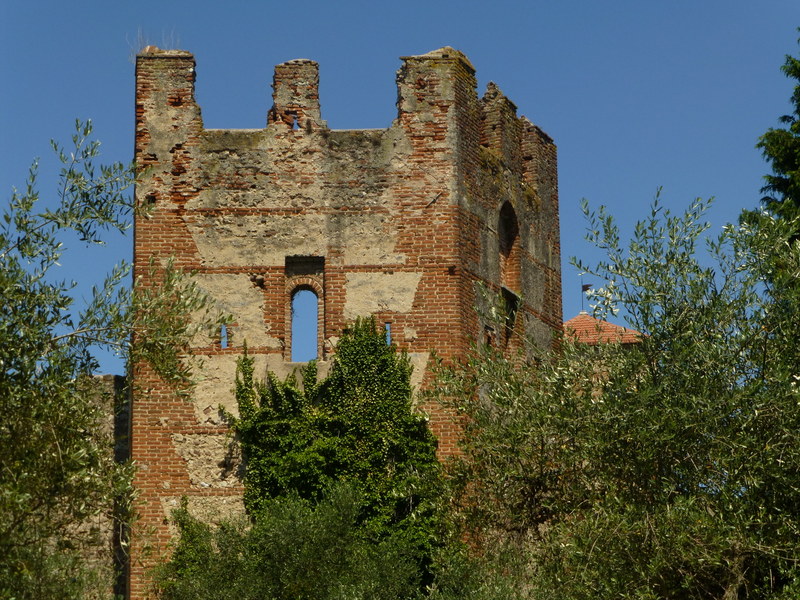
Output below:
[0,121,220,599]
[435,195,800,599]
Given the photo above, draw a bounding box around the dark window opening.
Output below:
[291,288,318,362]
[501,287,519,346]
[499,202,519,258]
[484,325,495,348]
[285,255,325,277]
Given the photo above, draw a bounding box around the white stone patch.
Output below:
[260,354,332,383]
[160,495,246,535]
[172,433,242,488]
[343,272,422,320]
[188,213,328,267]
[192,273,278,349]
[191,354,267,424]
[407,351,430,392]
[340,213,407,265]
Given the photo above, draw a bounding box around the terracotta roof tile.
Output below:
[563,312,641,345]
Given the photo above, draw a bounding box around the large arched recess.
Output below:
[498,200,521,293]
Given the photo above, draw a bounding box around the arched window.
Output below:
[291,288,318,362]
[498,201,521,292]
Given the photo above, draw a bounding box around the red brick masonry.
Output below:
[129,46,562,598]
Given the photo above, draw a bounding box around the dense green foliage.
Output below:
[758,33,800,226]
[435,196,800,599]
[156,318,454,599]
[233,317,443,549]
[0,121,221,599]
[154,484,435,600]
[155,483,528,600]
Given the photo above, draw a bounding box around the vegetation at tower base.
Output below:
[433,195,800,599]
[0,121,223,600]
[154,485,435,600]
[154,486,524,600]
[154,317,486,600]
[758,33,800,229]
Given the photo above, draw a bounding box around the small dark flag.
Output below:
[582,283,592,293]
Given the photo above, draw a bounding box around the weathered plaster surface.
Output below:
[343,272,422,319]
[191,354,267,423]
[261,355,332,382]
[337,212,407,265]
[407,351,430,392]
[160,495,246,535]
[192,274,278,348]
[172,433,242,488]
[188,214,329,267]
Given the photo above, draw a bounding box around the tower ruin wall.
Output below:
[130,46,561,598]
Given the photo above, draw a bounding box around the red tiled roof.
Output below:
[563,312,641,345]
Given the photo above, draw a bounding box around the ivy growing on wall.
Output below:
[232,316,444,551]
[155,317,460,600]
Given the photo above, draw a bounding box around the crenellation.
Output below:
[269,59,324,130]
[480,83,522,180]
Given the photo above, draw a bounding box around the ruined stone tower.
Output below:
[130,46,561,597]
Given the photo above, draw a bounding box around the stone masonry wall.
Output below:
[130,46,561,598]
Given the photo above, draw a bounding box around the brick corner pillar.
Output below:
[129,46,205,600]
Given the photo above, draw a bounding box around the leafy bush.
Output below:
[233,317,444,558]
[156,317,457,599]
[433,197,800,599]
[154,483,428,600]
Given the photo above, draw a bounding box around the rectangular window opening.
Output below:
[501,287,520,346]
[285,255,325,277]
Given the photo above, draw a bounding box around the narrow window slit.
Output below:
[291,288,318,362]
[501,287,519,347]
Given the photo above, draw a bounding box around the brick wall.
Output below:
[129,46,561,599]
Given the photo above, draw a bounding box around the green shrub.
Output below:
[233,317,444,559]
[156,317,458,599]
[154,483,427,600]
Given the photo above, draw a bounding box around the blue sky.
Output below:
[2,1,799,372]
